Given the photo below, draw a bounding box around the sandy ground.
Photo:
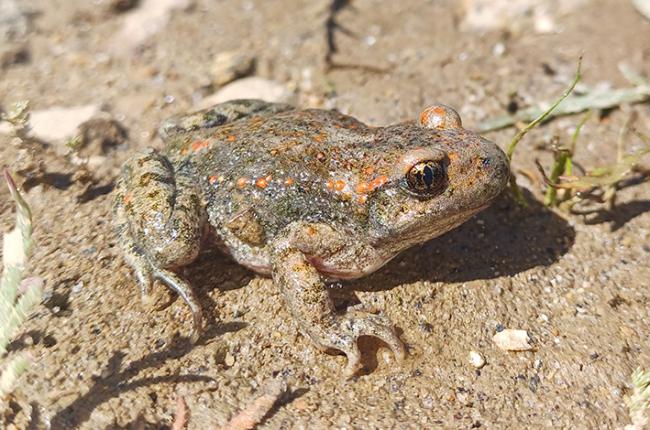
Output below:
[1,0,649,428]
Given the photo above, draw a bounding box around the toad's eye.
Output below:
[405,160,447,196]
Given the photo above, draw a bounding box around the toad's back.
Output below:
[162,107,382,238]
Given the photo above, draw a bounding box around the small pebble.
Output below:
[421,395,434,409]
[108,0,139,13]
[492,42,506,56]
[210,51,256,87]
[493,329,533,351]
[364,35,377,46]
[76,116,128,156]
[72,281,84,294]
[529,374,541,393]
[225,352,235,367]
[0,42,29,69]
[469,350,486,368]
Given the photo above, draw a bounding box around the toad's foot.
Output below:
[113,149,206,341]
[315,310,406,376]
[272,229,406,376]
[153,268,204,342]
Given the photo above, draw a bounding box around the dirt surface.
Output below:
[1,0,649,428]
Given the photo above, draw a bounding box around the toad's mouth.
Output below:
[237,253,395,281]
[309,253,398,281]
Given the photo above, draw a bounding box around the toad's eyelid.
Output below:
[395,147,447,177]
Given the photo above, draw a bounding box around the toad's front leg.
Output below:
[271,223,406,376]
[113,149,206,340]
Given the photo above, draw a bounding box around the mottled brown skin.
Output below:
[113,99,509,375]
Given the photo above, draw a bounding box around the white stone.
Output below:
[461,0,586,33]
[493,329,533,351]
[109,0,192,56]
[198,77,292,109]
[0,0,28,42]
[632,0,650,20]
[28,105,101,143]
[468,350,486,368]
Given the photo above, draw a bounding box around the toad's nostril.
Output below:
[494,156,511,187]
[481,146,510,191]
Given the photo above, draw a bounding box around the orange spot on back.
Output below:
[208,175,219,185]
[334,180,346,191]
[255,176,271,188]
[326,180,334,189]
[236,177,248,189]
[191,140,210,152]
[369,175,388,190]
[123,193,132,204]
[356,182,369,194]
[284,177,294,186]
[226,135,236,142]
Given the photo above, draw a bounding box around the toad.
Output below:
[113,100,509,375]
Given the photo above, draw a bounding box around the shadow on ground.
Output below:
[49,323,246,429]
[351,190,576,292]
[580,199,650,231]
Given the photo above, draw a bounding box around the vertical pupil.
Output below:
[423,165,434,188]
[407,160,446,194]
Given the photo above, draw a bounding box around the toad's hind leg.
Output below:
[113,149,206,340]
